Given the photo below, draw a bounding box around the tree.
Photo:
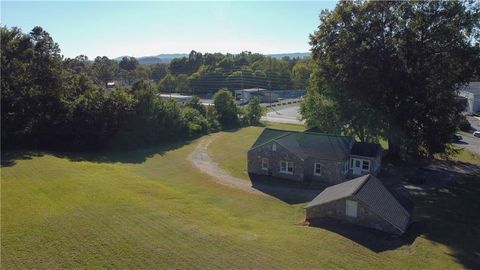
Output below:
[93,56,118,86]
[213,88,239,128]
[185,96,206,116]
[244,97,265,125]
[291,61,312,89]
[307,1,480,158]
[158,73,176,93]
[119,56,138,71]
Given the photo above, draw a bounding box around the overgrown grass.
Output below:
[2,125,479,269]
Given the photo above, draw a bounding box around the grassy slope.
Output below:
[1,125,479,269]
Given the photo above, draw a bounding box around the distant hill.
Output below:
[115,52,310,65]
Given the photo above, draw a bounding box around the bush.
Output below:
[243,97,265,125]
[458,115,472,132]
[213,88,239,128]
[183,107,208,136]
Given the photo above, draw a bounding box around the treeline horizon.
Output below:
[1,26,267,152]
[64,46,313,95]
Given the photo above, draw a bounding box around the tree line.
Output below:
[1,26,265,151]
[60,48,313,95]
[301,0,479,159]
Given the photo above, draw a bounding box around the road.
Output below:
[452,116,480,154]
[262,104,304,125]
[454,132,480,154]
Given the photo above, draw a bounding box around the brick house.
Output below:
[247,128,382,185]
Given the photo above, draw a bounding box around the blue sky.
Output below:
[2,1,337,59]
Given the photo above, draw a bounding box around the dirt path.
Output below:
[188,133,321,202]
[188,133,267,196]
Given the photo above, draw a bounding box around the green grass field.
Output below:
[2,124,479,269]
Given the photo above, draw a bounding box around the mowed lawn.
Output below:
[2,126,479,269]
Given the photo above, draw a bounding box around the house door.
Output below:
[352,159,362,175]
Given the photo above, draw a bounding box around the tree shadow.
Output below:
[414,173,480,269]
[1,139,192,167]
[306,218,422,253]
[249,173,323,204]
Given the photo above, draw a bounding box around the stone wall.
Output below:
[305,197,402,235]
[303,158,347,184]
[248,141,304,181]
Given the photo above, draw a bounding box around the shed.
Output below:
[304,174,412,235]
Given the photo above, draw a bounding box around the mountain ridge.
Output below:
[115,52,310,65]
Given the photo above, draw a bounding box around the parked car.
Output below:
[452,135,463,142]
[474,131,480,138]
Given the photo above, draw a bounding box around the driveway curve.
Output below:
[188,133,322,202]
[188,133,266,196]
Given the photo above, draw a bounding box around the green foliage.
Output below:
[213,88,239,128]
[291,60,312,90]
[243,97,265,125]
[158,73,176,93]
[183,107,209,136]
[185,96,206,116]
[306,1,480,157]
[458,115,472,132]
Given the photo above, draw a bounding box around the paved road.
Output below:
[454,132,480,154]
[262,104,304,125]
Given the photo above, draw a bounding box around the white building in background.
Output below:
[459,82,480,114]
[159,93,192,106]
[234,88,279,104]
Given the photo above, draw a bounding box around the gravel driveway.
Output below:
[188,133,321,202]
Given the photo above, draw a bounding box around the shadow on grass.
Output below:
[307,172,480,268]
[1,139,192,167]
[307,218,422,253]
[249,173,323,204]
[414,173,480,269]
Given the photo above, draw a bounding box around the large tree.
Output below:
[305,1,480,158]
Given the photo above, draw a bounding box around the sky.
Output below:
[2,1,337,59]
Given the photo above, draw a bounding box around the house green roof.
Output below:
[251,128,293,148]
[250,128,353,161]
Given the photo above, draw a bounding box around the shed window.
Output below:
[261,158,268,170]
[346,200,358,218]
[280,161,293,174]
[314,163,321,176]
[362,160,370,171]
[272,143,277,151]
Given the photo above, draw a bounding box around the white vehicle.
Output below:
[474,131,480,138]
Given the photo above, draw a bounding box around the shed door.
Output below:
[345,200,358,218]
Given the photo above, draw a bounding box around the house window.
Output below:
[362,160,370,171]
[272,143,276,151]
[346,200,358,218]
[261,158,269,170]
[280,161,293,174]
[314,163,321,176]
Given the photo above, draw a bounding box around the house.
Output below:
[235,88,279,104]
[247,128,382,184]
[304,174,412,235]
[458,82,480,114]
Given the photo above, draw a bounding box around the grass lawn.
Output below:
[2,125,479,269]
